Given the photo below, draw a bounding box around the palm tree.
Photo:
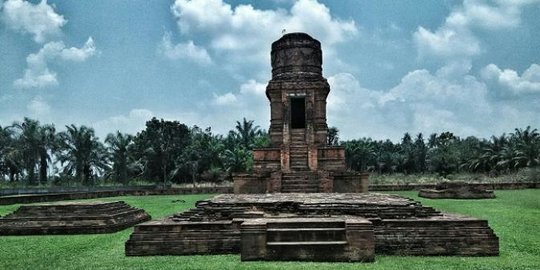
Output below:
[221,147,251,174]
[232,118,261,149]
[37,124,56,185]
[12,119,39,184]
[10,118,55,185]
[105,131,134,185]
[57,125,108,186]
[413,133,427,173]
[485,135,509,172]
[0,126,16,181]
[511,126,540,168]
[344,138,376,171]
[399,133,415,174]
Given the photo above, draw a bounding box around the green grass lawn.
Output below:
[0,190,538,270]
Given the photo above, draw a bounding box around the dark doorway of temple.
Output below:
[290,97,306,129]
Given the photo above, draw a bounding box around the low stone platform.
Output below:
[0,201,150,235]
[419,181,496,199]
[125,193,499,259]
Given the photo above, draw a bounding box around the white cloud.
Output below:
[14,37,97,89]
[1,0,66,43]
[170,0,357,72]
[481,63,540,95]
[327,73,379,112]
[159,32,212,65]
[93,109,154,137]
[213,79,267,107]
[92,109,207,138]
[212,92,238,106]
[326,61,500,140]
[60,37,96,61]
[239,79,266,96]
[414,0,539,59]
[204,78,269,133]
[15,68,58,89]
[445,0,522,30]
[26,96,51,116]
[414,26,480,59]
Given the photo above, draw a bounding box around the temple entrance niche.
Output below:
[290,97,306,129]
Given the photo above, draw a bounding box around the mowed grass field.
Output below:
[0,190,538,270]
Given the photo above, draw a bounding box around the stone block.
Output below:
[240,218,374,262]
[334,172,369,193]
[233,174,267,194]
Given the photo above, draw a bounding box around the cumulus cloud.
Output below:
[92,109,206,138]
[93,109,155,138]
[414,0,539,59]
[239,79,266,96]
[1,0,66,43]
[212,92,238,106]
[26,96,51,116]
[205,78,269,132]
[169,0,357,72]
[414,26,480,59]
[159,32,212,65]
[14,37,97,89]
[326,60,504,140]
[60,37,96,61]
[481,63,540,95]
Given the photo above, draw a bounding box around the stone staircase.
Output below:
[281,172,319,193]
[289,129,309,171]
[0,201,150,235]
[241,218,375,262]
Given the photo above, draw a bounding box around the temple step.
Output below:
[268,229,346,242]
[281,172,319,193]
[267,241,347,246]
[290,129,306,142]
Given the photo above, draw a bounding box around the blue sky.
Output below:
[1,0,539,141]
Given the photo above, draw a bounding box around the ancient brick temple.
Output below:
[125,33,499,261]
[234,33,368,194]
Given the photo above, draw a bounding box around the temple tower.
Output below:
[267,33,329,171]
[234,33,368,193]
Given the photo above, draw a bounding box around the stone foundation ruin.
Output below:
[0,201,150,235]
[125,33,499,262]
[419,181,496,199]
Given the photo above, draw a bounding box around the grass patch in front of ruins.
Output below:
[0,190,538,270]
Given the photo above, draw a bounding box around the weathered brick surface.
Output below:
[125,220,240,256]
[374,216,499,256]
[125,193,499,257]
[0,201,150,235]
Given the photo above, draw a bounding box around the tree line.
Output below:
[342,128,540,177]
[0,117,268,186]
[0,117,538,186]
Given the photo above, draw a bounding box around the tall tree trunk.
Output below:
[39,152,48,185]
[27,162,36,186]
